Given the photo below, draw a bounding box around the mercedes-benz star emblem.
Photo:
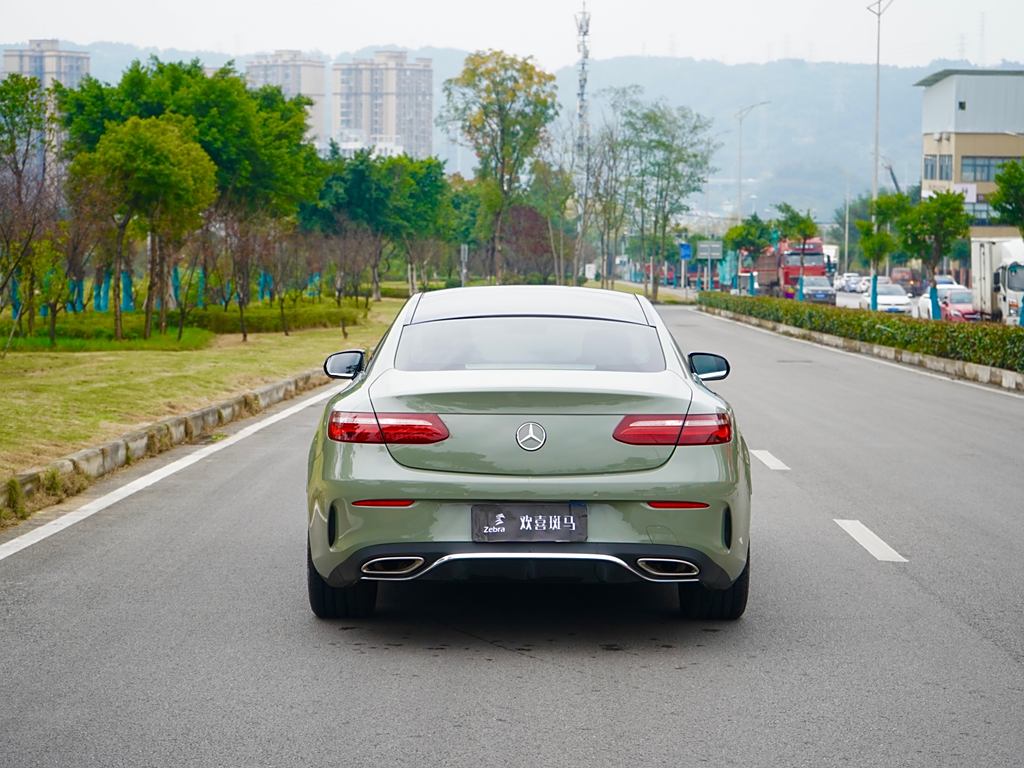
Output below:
[515,422,547,452]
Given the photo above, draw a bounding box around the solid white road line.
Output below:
[834,519,908,562]
[751,449,790,470]
[690,307,1024,401]
[0,384,345,564]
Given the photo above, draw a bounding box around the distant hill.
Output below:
[5,39,1021,223]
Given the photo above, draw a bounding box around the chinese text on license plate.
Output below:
[471,503,588,543]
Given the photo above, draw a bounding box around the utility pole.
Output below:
[573,1,591,287]
[867,0,894,311]
[868,0,894,209]
[735,101,770,224]
[843,190,850,275]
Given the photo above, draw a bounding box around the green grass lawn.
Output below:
[0,299,402,478]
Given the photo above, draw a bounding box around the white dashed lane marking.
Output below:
[834,519,908,562]
[751,449,790,471]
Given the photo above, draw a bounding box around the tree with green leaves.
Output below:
[625,99,716,301]
[854,192,910,310]
[899,190,971,317]
[59,59,318,340]
[990,159,1024,239]
[528,156,575,285]
[0,74,58,304]
[439,50,559,282]
[69,115,216,340]
[774,203,819,299]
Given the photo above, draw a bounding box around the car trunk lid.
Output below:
[367,369,693,475]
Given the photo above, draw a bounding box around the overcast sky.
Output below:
[6,0,1023,69]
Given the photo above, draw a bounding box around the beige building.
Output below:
[916,69,1024,238]
[332,51,432,158]
[3,39,89,88]
[247,50,328,148]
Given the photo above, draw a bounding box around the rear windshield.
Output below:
[783,253,824,266]
[803,277,830,287]
[877,284,906,295]
[948,291,973,303]
[395,317,666,372]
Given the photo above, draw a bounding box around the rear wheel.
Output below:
[307,543,377,619]
[679,550,749,621]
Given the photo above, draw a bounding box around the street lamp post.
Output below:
[735,101,770,224]
[867,0,894,313]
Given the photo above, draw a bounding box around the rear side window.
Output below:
[395,317,666,372]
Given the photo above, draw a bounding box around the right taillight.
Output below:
[676,413,732,445]
[613,413,731,446]
[328,412,449,444]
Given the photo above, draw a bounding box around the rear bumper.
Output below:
[326,542,735,590]
[307,440,752,590]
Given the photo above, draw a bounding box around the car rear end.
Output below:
[306,288,751,612]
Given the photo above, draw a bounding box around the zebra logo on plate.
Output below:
[515,422,547,452]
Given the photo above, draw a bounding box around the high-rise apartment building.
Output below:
[332,51,432,158]
[3,39,90,88]
[247,50,328,148]
[916,69,1024,237]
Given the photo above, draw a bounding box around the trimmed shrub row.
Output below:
[2,302,365,340]
[188,304,363,334]
[698,292,1024,374]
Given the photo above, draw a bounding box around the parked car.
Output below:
[859,283,912,313]
[837,272,861,292]
[940,288,981,322]
[306,286,752,621]
[912,283,968,319]
[856,275,892,293]
[802,276,837,304]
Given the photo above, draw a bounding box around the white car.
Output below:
[859,283,912,313]
[855,275,892,293]
[912,283,968,319]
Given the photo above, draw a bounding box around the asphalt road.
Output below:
[2,306,1023,768]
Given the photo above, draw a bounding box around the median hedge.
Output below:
[1,302,365,342]
[698,292,1024,374]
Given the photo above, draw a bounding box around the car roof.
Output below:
[409,286,652,325]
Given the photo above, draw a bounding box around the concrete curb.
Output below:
[3,367,330,515]
[699,306,1024,393]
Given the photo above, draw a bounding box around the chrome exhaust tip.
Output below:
[361,556,425,576]
[636,558,700,578]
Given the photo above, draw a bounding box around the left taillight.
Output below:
[327,412,449,444]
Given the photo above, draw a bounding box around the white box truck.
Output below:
[971,238,1024,325]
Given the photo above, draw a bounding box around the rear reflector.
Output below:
[352,499,415,508]
[328,412,449,444]
[647,501,710,509]
[613,413,731,446]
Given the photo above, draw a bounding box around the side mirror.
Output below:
[324,349,366,379]
[993,270,1001,290]
[688,352,730,382]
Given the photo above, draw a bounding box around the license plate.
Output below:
[886,307,903,312]
[471,503,588,543]
[814,293,826,299]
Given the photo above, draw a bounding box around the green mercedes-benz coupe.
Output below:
[306,286,751,620]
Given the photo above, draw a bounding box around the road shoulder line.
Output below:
[0,385,343,563]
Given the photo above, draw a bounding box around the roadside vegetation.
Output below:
[0,299,402,479]
[699,292,1024,373]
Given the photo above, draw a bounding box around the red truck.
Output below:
[751,237,827,297]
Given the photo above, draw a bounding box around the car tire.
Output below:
[307,542,378,619]
[678,550,749,621]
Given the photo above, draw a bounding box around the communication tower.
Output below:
[575,1,591,157]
